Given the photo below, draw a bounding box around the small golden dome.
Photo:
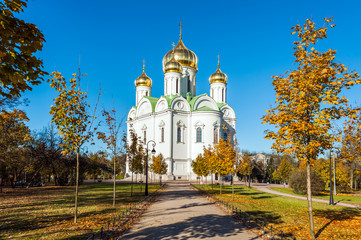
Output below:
[164,58,183,73]
[135,61,152,87]
[209,56,227,84]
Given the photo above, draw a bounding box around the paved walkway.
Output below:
[252,184,361,209]
[121,183,260,240]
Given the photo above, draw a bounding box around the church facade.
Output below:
[126,28,236,180]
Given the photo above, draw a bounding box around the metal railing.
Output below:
[191,184,297,240]
[86,184,166,240]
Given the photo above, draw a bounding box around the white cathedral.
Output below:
[126,27,236,180]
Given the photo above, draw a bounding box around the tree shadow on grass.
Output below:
[251,195,273,199]
[243,210,283,225]
[314,208,361,238]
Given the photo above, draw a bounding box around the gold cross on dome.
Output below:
[217,55,220,67]
[143,59,145,71]
[179,22,183,38]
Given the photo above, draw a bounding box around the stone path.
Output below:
[253,184,361,209]
[120,183,260,240]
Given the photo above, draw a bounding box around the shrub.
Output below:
[289,168,325,195]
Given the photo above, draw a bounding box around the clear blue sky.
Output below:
[20,0,361,153]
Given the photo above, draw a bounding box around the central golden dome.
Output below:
[163,38,198,70]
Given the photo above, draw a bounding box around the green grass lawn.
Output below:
[0,182,161,239]
[270,187,361,206]
[196,184,361,240]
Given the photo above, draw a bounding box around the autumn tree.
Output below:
[213,138,236,196]
[127,132,144,196]
[341,109,361,190]
[48,71,97,223]
[237,153,252,187]
[277,157,294,186]
[0,0,46,99]
[150,153,168,185]
[203,146,216,190]
[191,153,209,186]
[0,109,31,192]
[262,18,361,239]
[97,109,124,207]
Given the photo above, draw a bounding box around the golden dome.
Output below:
[164,57,183,73]
[209,56,227,84]
[163,25,198,70]
[164,43,183,73]
[135,61,152,87]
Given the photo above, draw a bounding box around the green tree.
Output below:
[48,71,96,223]
[150,153,167,185]
[0,0,46,99]
[262,18,361,239]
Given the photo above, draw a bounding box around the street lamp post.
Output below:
[145,140,156,196]
[329,150,334,205]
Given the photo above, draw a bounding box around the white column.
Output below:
[136,86,151,105]
[210,82,226,103]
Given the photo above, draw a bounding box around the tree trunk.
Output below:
[211,173,213,191]
[333,156,336,195]
[306,162,315,239]
[232,175,234,201]
[140,174,143,192]
[220,175,222,196]
[131,172,133,197]
[74,151,79,224]
[205,175,208,191]
[350,164,354,190]
[113,156,116,207]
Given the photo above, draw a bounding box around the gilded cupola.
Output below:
[135,60,152,87]
[163,23,198,70]
[164,42,183,73]
[209,56,227,84]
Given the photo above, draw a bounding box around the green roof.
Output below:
[217,103,227,108]
[189,93,207,111]
[162,95,180,108]
[143,96,159,112]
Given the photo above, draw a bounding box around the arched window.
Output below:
[161,127,164,142]
[196,127,202,142]
[176,78,179,93]
[143,130,147,143]
[214,128,218,144]
[187,76,191,92]
[177,127,182,143]
[223,132,227,141]
[222,88,225,102]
